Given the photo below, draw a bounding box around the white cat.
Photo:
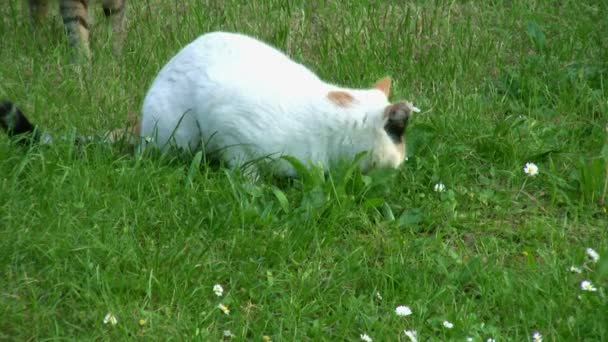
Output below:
[139,32,419,176]
[1,31,419,177]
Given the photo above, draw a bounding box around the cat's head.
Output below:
[365,77,420,171]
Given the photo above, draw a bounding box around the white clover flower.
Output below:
[103,312,118,326]
[223,330,235,338]
[434,183,446,192]
[442,320,454,329]
[523,162,539,176]
[404,101,421,114]
[218,303,230,315]
[569,266,582,274]
[213,284,224,297]
[586,248,600,263]
[404,330,418,342]
[533,331,542,342]
[580,280,597,292]
[360,333,373,342]
[395,305,412,317]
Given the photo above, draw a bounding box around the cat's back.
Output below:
[159,31,321,95]
[141,31,328,154]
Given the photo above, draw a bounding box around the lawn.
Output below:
[0,0,607,340]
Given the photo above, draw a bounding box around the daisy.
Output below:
[213,284,224,297]
[586,248,600,263]
[223,330,235,338]
[532,331,542,342]
[523,162,539,176]
[395,305,413,317]
[568,266,582,274]
[442,320,454,329]
[218,303,230,315]
[434,183,446,192]
[360,333,373,342]
[580,280,597,292]
[103,312,118,326]
[404,330,418,342]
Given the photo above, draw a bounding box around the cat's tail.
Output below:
[0,99,140,148]
[0,100,52,145]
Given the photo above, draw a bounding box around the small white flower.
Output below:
[466,338,474,342]
[213,284,224,297]
[487,339,496,342]
[434,183,446,192]
[442,320,454,329]
[360,333,373,342]
[580,280,597,292]
[404,330,418,342]
[395,305,413,317]
[223,330,235,338]
[569,266,583,274]
[218,303,230,315]
[103,312,118,325]
[376,292,383,301]
[532,331,542,342]
[586,248,600,263]
[405,102,421,114]
[523,162,539,176]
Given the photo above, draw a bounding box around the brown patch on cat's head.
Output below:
[373,77,391,98]
[327,90,355,107]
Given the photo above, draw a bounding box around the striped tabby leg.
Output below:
[27,0,51,24]
[101,0,127,55]
[59,0,91,61]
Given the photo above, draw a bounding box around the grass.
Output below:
[1,0,607,340]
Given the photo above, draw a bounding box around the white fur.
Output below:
[140,32,407,176]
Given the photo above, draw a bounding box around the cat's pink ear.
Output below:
[374,77,391,97]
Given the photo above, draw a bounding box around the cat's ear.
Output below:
[383,102,413,141]
[374,77,391,97]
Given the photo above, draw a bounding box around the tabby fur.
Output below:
[27,0,127,59]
